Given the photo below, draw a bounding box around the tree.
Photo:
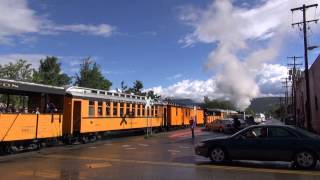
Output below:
[0,60,33,81]
[120,80,128,92]
[132,80,143,95]
[75,58,112,90]
[146,90,161,99]
[202,97,236,110]
[245,108,255,116]
[0,60,34,109]
[33,56,71,86]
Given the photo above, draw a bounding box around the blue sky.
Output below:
[1,0,215,88]
[0,0,319,108]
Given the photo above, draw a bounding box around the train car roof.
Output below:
[0,78,65,95]
[66,86,163,104]
[206,108,238,114]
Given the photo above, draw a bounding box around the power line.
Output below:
[287,56,303,126]
[291,3,319,131]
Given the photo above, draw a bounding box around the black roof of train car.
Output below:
[0,78,65,95]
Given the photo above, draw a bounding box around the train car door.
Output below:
[163,107,168,127]
[73,101,81,134]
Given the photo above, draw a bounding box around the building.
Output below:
[296,55,320,133]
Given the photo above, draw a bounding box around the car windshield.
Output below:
[221,120,233,124]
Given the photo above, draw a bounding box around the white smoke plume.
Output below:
[179,0,319,110]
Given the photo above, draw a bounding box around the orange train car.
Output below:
[0,78,65,152]
[167,104,204,127]
[0,79,206,152]
[63,86,166,141]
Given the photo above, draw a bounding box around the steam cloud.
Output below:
[179,0,316,110]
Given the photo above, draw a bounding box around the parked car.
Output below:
[254,113,266,123]
[238,119,248,129]
[195,125,320,169]
[209,119,234,133]
[284,115,296,125]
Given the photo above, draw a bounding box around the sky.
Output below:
[0,0,319,109]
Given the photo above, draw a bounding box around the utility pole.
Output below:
[282,77,289,116]
[287,56,302,126]
[291,4,319,131]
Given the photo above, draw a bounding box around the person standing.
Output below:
[190,117,196,139]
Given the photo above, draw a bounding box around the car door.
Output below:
[262,127,298,161]
[227,127,268,160]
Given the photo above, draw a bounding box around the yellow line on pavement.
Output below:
[43,154,320,176]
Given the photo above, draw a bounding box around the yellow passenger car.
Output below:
[63,87,165,137]
[0,78,64,152]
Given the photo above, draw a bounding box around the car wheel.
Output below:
[209,147,227,163]
[294,151,317,169]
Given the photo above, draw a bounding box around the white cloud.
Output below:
[0,53,48,68]
[256,63,288,96]
[51,24,115,37]
[167,73,183,80]
[147,63,287,104]
[147,79,219,101]
[0,0,41,44]
[0,0,116,44]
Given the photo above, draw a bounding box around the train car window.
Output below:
[98,101,103,116]
[155,106,158,117]
[106,101,111,116]
[176,108,178,116]
[142,106,145,116]
[89,101,95,116]
[126,103,131,115]
[120,102,124,116]
[137,104,141,116]
[113,102,118,116]
[132,104,136,116]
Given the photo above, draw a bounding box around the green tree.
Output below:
[120,80,128,92]
[0,60,34,109]
[33,56,71,86]
[0,60,33,81]
[202,96,236,110]
[245,108,255,116]
[75,58,112,90]
[132,80,143,95]
[146,90,161,99]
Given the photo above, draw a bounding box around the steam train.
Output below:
[0,78,225,153]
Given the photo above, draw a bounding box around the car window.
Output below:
[268,127,296,138]
[241,127,267,139]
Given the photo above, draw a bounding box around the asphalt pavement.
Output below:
[0,119,319,180]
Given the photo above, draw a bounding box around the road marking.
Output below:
[125,147,137,150]
[18,170,60,179]
[168,149,180,153]
[42,154,320,177]
[19,169,87,179]
[122,145,131,148]
[86,162,112,169]
[179,146,191,149]
[89,146,97,149]
[138,144,149,147]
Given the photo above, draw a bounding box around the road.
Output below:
[0,119,319,180]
